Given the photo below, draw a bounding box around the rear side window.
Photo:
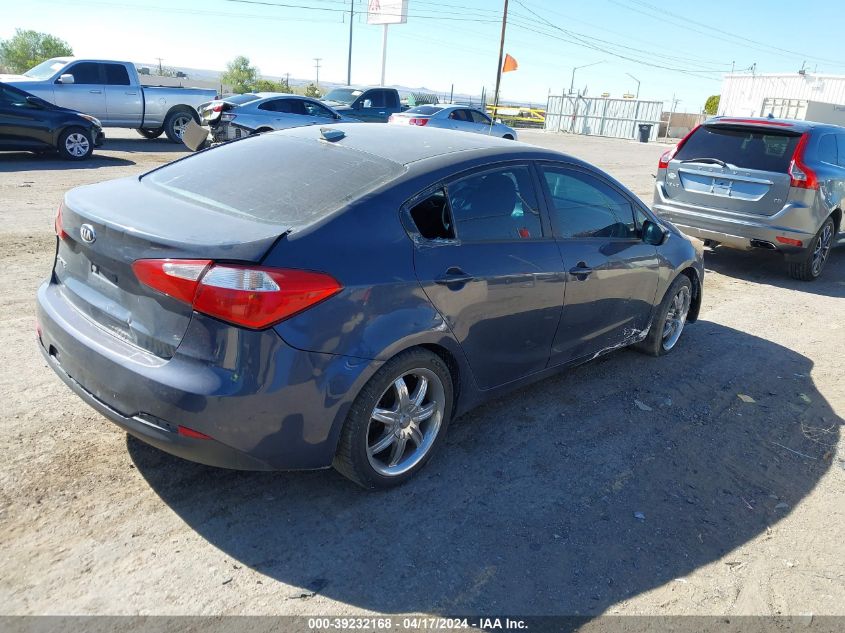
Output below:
[818,134,838,165]
[64,62,101,84]
[449,109,471,122]
[384,90,399,109]
[104,64,130,85]
[447,166,542,241]
[675,126,800,172]
[409,189,454,240]
[541,167,636,239]
[143,135,405,226]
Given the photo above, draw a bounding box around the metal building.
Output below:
[718,73,845,118]
[544,95,662,141]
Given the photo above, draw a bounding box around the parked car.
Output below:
[322,86,406,122]
[36,124,703,489]
[654,117,844,280]
[0,82,104,160]
[202,93,356,142]
[0,58,217,143]
[389,104,518,139]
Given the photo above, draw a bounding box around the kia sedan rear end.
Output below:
[38,124,702,489]
[653,117,843,280]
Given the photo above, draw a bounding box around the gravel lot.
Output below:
[1,128,843,617]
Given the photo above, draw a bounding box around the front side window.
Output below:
[365,91,386,108]
[449,109,470,122]
[303,100,334,118]
[541,166,636,239]
[469,110,491,124]
[447,166,542,241]
[62,62,101,84]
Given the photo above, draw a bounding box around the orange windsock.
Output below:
[502,54,518,73]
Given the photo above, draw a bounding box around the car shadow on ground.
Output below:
[0,153,135,171]
[703,243,845,299]
[100,137,191,154]
[129,321,839,615]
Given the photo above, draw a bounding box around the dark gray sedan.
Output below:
[36,124,703,489]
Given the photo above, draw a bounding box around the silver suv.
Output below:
[653,117,843,280]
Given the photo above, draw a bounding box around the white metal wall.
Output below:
[718,73,845,117]
[544,95,662,140]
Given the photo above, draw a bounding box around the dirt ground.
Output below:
[0,128,843,617]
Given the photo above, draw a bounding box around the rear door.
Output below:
[103,63,141,127]
[538,163,660,364]
[51,61,106,120]
[410,164,566,389]
[665,123,800,216]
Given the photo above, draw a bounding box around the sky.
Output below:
[3,0,845,112]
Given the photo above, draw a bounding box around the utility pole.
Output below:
[665,94,679,139]
[314,58,322,85]
[626,73,640,99]
[491,0,509,123]
[155,57,163,74]
[347,0,354,85]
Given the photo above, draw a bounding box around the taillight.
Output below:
[788,133,818,190]
[221,113,236,122]
[132,259,342,329]
[212,103,223,112]
[55,203,68,240]
[409,118,429,126]
[658,124,700,169]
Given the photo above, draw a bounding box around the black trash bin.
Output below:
[638,123,653,143]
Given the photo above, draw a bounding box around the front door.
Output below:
[537,163,660,364]
[52,61,106,120]
[411,164,566,389]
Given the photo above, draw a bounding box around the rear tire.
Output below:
[57,127,93,160]
[788,217,834,281]
[635,274,693,357]
[333,348,453,489]
[163,109,196,143]
[136,128,164,139]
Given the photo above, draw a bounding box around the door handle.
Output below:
[89,90,102,94]
[125,91,137,95]
[435,267,474,285]
[569,263,593,278]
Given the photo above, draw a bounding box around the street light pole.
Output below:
[626,73,640,99]
[569,60,605,95]
[346,0,354,85]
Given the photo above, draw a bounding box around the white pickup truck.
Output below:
[1,58,217,143]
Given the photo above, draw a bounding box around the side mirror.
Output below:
[362,99,372,109]
[495,118,503,124]
[25,95,45,108]
[334,113,342,120]
[642,219,668,246]
[57,73,75,85]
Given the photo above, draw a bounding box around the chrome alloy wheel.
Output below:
[65,132,90,157]
[662,285,691,351]
[366,368,446,477]
[171,113,192,140]
[812,222,833,277]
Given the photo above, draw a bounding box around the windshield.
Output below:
[676,126,801,173]
[23,58,68,80]
[323,88,363,104]
[407,105,443,115]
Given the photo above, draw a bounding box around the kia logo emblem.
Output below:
[79,224,96,244]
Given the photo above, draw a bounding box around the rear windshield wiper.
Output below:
[680,157,731,168]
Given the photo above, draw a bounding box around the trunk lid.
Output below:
[54,178,284,358]
[664,123,801,216]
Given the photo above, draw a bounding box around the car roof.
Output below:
[275,123,560,167]
[706,116,842,133]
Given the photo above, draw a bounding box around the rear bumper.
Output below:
[652,183,815,258]
[36,280,378,471]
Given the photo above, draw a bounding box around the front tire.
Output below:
[635,274,693,357]
[136,127,164,139]
[57,127,93,160]
[163,109,196,143]
[333,348,453,489]
[788,217,834,281]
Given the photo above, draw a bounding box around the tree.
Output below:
[253,77,292,93]
[704,95,720,116]
[303,82,322,98]
[0,29,72,73]
[220,55,259,94]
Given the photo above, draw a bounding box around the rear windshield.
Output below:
[224,93,259,105]
[142,135,404,226]
[407,105,443,115]
[676,126,800,172]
